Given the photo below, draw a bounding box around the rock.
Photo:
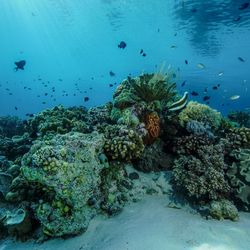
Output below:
[129,172,140,180]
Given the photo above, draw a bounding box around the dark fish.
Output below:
[14,60,26,71]
[140,49,143,54]
[45,93,48,96]
[204,87,208,94]
[142,53,146,57]
[238,57,245,62]
[109,84,113,87]
[181,80,186,87]
[191,91,199,96]
[191,8,197,13]
[89,87,93,90]
[239,2,249,10]
[185,60,188,64]
[109,71,115,77]
[58,78,63,81]
[206,102,210,105]
[42,101,46,104]
[118,41,126,49]
[14,106,18,110]
[234,16,241,22]
[203,96,210,101]
[84,97,89,102]
[157,28,160,32]
[212,86,218,90]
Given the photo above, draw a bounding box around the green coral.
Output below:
[14,132,107,237]
[178,101,222,129]
[209,199,238,221]
[227,148,250,210]
[173,143,231,201]
[104,125,144,161]
[26,105,89,137]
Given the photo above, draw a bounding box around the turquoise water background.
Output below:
[0,0,249,117]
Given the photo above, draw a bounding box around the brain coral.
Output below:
[18,132,108,237]
[178,101,222,129]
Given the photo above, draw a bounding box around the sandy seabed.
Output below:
[1,196,250,250]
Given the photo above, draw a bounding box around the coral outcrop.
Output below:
[209,199,239,221]
[178,101,222,129]
[13,132,107,237]
[26,105,89,137]
[173,143,231,201]
[104,125,144,161]
[227,148,250,210]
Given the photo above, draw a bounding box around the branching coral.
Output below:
[173,143,231,201]
[178,101,222,129]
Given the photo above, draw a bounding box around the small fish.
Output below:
[212,86,218,90]
[14,60,26,71]
[84,97,89,102]
[118,41,126,49]
[181,80,186,87]
[218,72,224,76]
[239,2,249,10]
[191,8,197,13]
[109,71,115,77]
[142,53,146,57]
[42,101,46,104]
[238,57,245,62]
[197,63,206,69]
[203,96,210,101]
[191,91,199,96]
[234,16,241,22]
[185,60,188,65]
[109,84,113,87]
[140,49,143,54]
[14,106,18,110]
[230,95,240,100]
[170,45,177,48]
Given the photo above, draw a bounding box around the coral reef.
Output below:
[178,101,222,129]
[26,105,89,137]
[135,140,174,172]
[0,116,26,138]
[173,143,231,201]
[209,199,238,221]
[225,127,250,149]
[104,125,144,161]
[11,132,108,237]
[186,120,214,139]
[144,112,161,143]
[228,110,250,128]
[227,148,250,211]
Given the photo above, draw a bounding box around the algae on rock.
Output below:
[19,132,108,237]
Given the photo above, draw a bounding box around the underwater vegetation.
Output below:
[0,67,250,241]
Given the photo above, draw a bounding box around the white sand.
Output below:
[1,196,250,250]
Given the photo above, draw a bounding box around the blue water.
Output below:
[0,0,250,117]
